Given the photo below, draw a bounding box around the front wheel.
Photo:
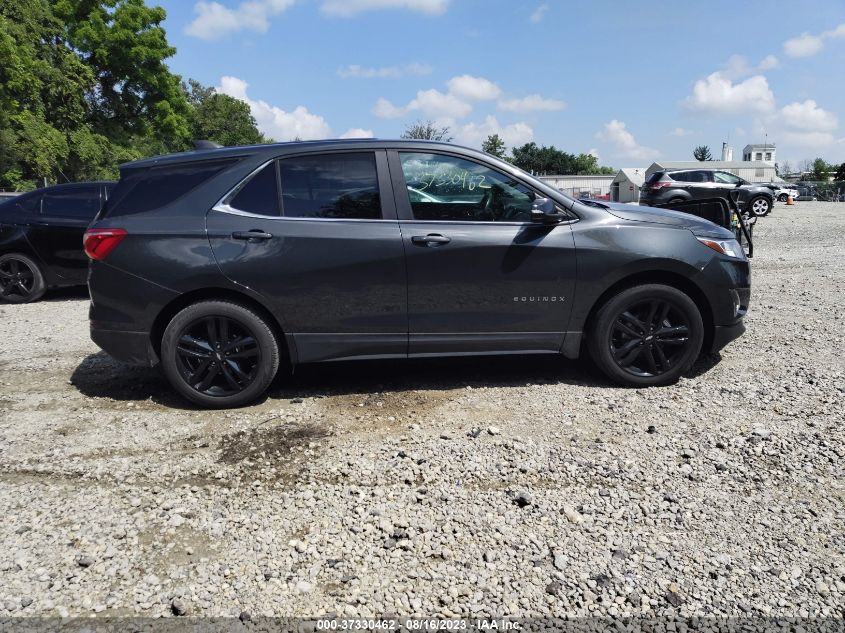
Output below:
[0,253,46,303]
[587,284,704,387]
[749,196,772,216]
[777,193,788,202]
[161,300,280,408]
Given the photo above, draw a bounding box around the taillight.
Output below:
[650,182,672,189]
[84,228,127,261]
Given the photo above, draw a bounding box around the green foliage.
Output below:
[510,143,614,175]
[835,162,845,182]
[481,134,506,158]
[401,120,453,142]
[693,145,712,161]
[0,0,225,190]
[810,157,834,181]
[186,79,267,146]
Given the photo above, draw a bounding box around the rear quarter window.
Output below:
[644,172,664,185]
[104,158,237,218]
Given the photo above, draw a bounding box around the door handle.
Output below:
[232,230,273,241]
[411,234,451,247]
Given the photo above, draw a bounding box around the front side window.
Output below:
[714,171,741,185]
[400,152,537,222]
[278,153,381,219]
[41,185,101,219]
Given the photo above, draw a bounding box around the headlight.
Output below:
[696,236,746,260]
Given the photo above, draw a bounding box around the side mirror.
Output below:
[530,197,562,223]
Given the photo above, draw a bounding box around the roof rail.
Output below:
[192,140,223,150]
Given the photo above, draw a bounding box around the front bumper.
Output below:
[710,320,746,353]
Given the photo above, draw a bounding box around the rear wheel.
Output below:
[587,284,704,387]
[0,254,46,303]
[161,300,279,408]
[749,196,772,216]
[667,197,685,207]
[777,193,788,202]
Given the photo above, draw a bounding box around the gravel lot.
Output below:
[0,202,843,621]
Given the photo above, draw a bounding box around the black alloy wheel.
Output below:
[589,284,704,387]
[176,316,261,397]
[0,254,46,303]
[161,301,279,408]
[610,299,691,377]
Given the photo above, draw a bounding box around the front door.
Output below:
[390,151,577,356]
[208,150,407,363]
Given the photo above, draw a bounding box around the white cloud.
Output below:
[216,76,330,140]
[782,131,838,147]
[784,33,824,58]
[683,72,775,114]
[372,97,406,118]
[185,0,295,40]
[721,54,780,79]
[780,100,838,132]
[595,120,658,161]
[321,0,448,17]
[783,23,845,58]
[337,63,432,79]
[340,127,375,139]
[408,88,473,119]
[498,94,566,113]
[446,75,501,101]
[587,148,600,161]
[529,3,548,23]
[670,127,695,137]
[454,115,534,149]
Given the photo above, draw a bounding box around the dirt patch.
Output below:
[217,421,330,465]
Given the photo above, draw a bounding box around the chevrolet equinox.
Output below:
[86,140,750,408]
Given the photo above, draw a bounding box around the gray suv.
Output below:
[85,140,750,408]
[640,169,775,216]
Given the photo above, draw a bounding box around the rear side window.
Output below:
[278,153,381,219]
[229,162,280,216]
[672,171,708,183]
[105,159,237,217]
[41,185,101,219]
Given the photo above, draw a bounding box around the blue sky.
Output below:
[156,0,845,169]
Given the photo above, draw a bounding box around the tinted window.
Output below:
[105,159,237,217]
[229,162,280,216]
[400,152,537,222]
[714,171,741,185]
[672,171,708,183]
[278,153,380,219]
[644,172,663,185]
[41,185,101,219]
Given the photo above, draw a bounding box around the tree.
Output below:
[401,120,453,142]
[693,145,712,161]
[510,142,614,175]
[810,157,832,181]
[481,134,506,158]
[835,162,845,182]
[779,160,792,177]
[185,79,267,146]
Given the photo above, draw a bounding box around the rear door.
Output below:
[207,150,408,363]
[390,150,577,356]
[27,184,103,282]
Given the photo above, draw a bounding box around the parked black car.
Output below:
[0,182,114,302]
[640,169,775,217]
[87,140,750,408]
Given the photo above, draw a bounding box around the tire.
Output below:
[160,300,280,408]
[667,197,685,207]
[587,284,704,387]
[777,193,788,202]
[749,196,772,216]
[0,253,46,303]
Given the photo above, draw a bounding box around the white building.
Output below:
[610,168,648,203]
[742,143,776,164]
[537,174,615,198]
[645,161,779,183]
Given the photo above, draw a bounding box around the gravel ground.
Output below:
[0,201,843,621]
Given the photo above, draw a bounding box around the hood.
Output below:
[582,200,735,239]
